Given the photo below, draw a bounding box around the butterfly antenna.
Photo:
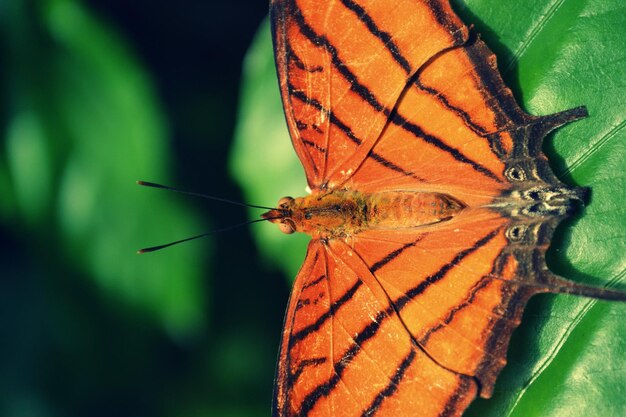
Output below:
[137,217,283,254]
[137,180,284,253]
[137,180,275,210]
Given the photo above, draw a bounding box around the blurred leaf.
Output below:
[5,112,52,223]
[230,18,309,279]
[232,1,626,416]
[1,0,208,339]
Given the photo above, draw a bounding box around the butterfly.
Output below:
[245,0,626,416]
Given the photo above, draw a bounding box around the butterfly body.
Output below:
[264,190,465,238]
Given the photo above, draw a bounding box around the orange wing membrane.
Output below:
[267,0,626,416]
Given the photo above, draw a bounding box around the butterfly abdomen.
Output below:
[277,190,466,238]
[364,191,465,230]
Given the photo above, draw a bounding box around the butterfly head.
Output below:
[262,192,363,238]
[262,196,298,234]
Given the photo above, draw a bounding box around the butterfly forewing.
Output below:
[271,0,468,189]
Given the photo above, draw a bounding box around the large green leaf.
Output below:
[231,1,625,415]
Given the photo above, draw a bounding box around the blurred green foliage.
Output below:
[232,1,626,416]
[2,0,206,338]
[1,0,280,416]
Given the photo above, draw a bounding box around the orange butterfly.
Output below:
[258,0,626,416]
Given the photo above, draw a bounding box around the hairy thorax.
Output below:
[263,190,465,239]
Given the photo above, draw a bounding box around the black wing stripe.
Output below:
[418,276,491,345]
[288,83,361,145]
[289,0,384,112]
[418,247,514,346]
[302,274,327,289]
[340,0,412,73]
[370,237,424,273]
[303,139,327,153]
[286,39,323,73]
[394,229,500,311]
[413,78,508,159]
[288,279,363,349]
[389,111,501,182]
[414,79,489,136]
[360,349,417,417]
[438,376,474,417]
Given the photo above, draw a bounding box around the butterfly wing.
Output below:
[274,238,478,417]
[271,0,468,189]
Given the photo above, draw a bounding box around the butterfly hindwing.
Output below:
[274,239,478,417]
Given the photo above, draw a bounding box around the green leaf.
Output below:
[231,1,626,415]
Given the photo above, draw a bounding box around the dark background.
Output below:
[1,0,289,416]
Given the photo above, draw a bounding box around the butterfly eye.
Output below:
[278,196,294,208]
[278,220,295,234]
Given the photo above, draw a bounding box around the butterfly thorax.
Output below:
[263,190,465,239]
